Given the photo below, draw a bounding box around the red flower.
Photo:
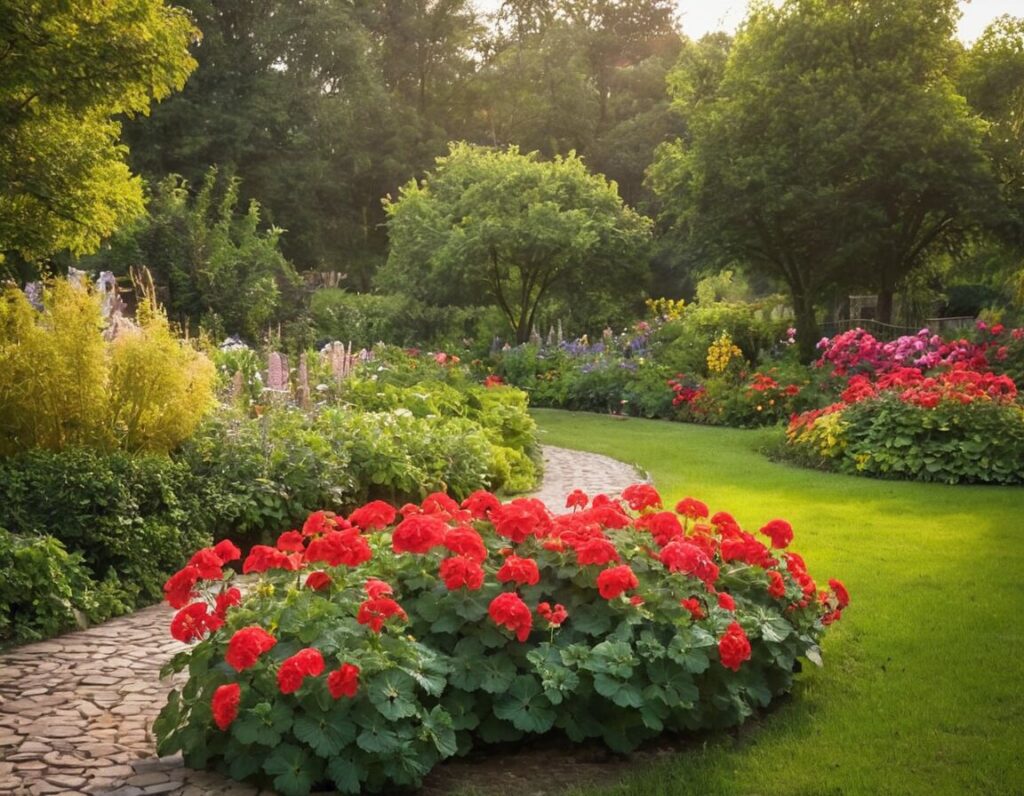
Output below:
[622,483,662,512]
[483,374,504,388]
[680,597,705,620]
[170,602,222,642]
[660,540,719,586]
[357,597,407,633]
[327,663,360,699]
[213,539,241,564]
[767,571,786,598]
[461,490,501,519]
[760,519,794,549]
[276,530,305,553]
[573,536,620,566]
[536,601,568,626]
[640,511,684,547]
[829,578,850,609]
[364,578,393,599]
[392,514,447,554]
[443,526,487,562]
[305,571,332,591]
[718,621,752,672]
[226,626,277,671]
[163,566,200,609]
[630,595,645,606]
[278,648,325,695]
[211,683,240,731]
[348,500,397,530]
[596,565,639,599]
[302,510,334,537]
[187,548,223,580]
[675,497,709,519]
[497,555,540,586]
[242,545,299,574]
[717,592,735,611]
[305,529,372,567]
[214,587,242,620]
[565,489,588,510]
[488,592,532,642]
[491,500,543,543]
[440,556,485,590]
[422,491,461,516]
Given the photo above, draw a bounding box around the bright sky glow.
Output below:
[473,1,1022,44]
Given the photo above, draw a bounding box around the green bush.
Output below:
[155,487,847,794]
[0,449,213,605]
[0,529,130,645]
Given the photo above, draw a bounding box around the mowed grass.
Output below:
[532,409,1024,796]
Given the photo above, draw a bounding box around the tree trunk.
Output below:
[876,288,894,325]
[792,289,820,364]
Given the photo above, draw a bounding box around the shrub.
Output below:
[0,449,213,605]
[785,368,1024,483]
[155,486,847,795]
[0,280,215,456]
[0,529,130,646]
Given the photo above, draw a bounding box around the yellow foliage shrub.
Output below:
[0,280,214,455]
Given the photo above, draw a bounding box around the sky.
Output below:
[473,1,1022,44]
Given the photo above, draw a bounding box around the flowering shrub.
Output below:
[155,487,846,794]
[668,369,807,428]
[787,365,1024,483]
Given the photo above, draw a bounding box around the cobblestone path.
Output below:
[0,445,645,796]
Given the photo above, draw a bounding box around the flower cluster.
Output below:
[707,332,744,374]
[157,487,847,794]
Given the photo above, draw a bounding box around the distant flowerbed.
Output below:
[156,486,847,795]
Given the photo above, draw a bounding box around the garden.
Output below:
[2,1,1024,795]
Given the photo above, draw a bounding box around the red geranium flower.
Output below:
[225,626,277,671]
[490,501,542,543]
[717,592,735,611]
[212,539,241,564]
[829,578,850,609]
[638,511,684,547]
[364,578,393,599]
[187,548,223,580]
[440,556,485,590]
[328,663,360,699]
[163,566,200,609]
[536,601,568,626]
[348,500,397,530]
[680,597,705,620]
[461,490,501,519]
[760,519,794,549]
[305,529,372,567]
[660,540,719,586]
[170,602,222,643]
[767,570,786,598]
[242,545,299,574]
[573,536,620,566]
[276,530,305,553]
[305,571,332,591]
[214,587,242,620]
[278,648,325,694]
[443,526,487,562]
[211,683,241,731]
[302,510,334,536]
[488,592,532,642]
[565,489,588,510]
[357,597,407,633]
[675,497,709,519]
[392,514,447,554]
[422,491,461,517]
[718,621,752,671]
[596,565,639,599]
[497,555,540,586]
[622,483,662,512]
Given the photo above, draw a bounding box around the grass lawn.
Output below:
[531,409,1024,796]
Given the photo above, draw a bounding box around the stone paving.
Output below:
[0,445,645,796]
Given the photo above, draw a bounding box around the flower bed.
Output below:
[155,487,847,794]
[786,365,1024,483]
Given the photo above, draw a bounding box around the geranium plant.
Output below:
[155,487,847,795]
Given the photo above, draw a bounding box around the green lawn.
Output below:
[532,409,1024,796]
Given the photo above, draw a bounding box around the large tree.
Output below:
[0,0,197,267]
[651,0,995,358]
[378,143,652,342]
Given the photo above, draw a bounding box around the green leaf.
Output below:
[441,689,480,731]
[478,654,517,694]
[571,602,613,635]
[493,675,556,734]
[368,669,418,720]
[263,743,318,796]
[421,705,458,758]
[327,755,365,795]
[587,640,636,678]
[292,708,356,758]
[593,674,644,708]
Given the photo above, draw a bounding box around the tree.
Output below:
[83,168,301,341]
[651,0,995,358]
[0,0,197,265]
[379,143,652,342]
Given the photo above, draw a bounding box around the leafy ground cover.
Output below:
[532,409,1024,796]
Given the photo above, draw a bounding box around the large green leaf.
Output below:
[292,708,356,758]
[263,743,319,796]
[368,668,419,720]
[493,675,556,734]
[478,654,517,694]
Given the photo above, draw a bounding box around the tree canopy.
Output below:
[652,0,998,357]
[0,0,197,266]
[379,143,652,343]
